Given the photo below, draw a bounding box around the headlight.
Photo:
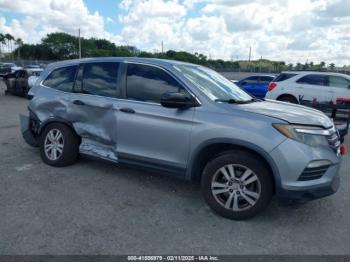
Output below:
[273,124,330,147]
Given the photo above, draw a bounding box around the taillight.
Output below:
[268,82,277,91]
[340,144,347,156]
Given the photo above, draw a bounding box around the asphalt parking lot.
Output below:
[0,81,350,255]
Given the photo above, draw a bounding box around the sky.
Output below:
[0,0,349,66]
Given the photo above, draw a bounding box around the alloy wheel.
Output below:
[211,164,261,211]
[44,129,64,161]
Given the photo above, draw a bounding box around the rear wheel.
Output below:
[22,86,29,98]
[40,123,80,167]
[277,94,298,104]
[201,150,273,220]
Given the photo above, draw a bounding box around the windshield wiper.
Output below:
[215,98,256,104]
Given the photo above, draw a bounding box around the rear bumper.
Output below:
[19,114,39,147]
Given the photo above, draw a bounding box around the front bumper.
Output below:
[270,138,342,203]
[277,163,340,203]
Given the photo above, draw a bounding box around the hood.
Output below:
[235,99,333,128]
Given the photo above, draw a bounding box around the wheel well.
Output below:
[277,94,298,102]
[191,143,275,191]
[39,121,80,141]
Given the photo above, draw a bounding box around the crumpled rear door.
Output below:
[68,62,121,162]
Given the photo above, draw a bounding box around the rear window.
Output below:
[242,76,260,83]
[43,65,78,92]
[296,74,328,86]
[82,62,119,97]
[273,73,297,82]
[260,76,274,83]
[328,76,350,89]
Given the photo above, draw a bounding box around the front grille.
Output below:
[327,127,341,153]
[298,165,330,181]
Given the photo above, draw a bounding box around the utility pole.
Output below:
[248,46,251,62]
[78,28,82,59]
[161,40,164,54]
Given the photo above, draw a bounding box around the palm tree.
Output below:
[15,38,23,59]
[0,33,4,57]
[296,62,302,70]
[5,33,14,58]
[9,34,15,58]
[5,33,10,53]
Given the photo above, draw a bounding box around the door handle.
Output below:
[120,107,135,114]
[73,100,85,106]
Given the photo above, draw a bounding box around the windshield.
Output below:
[174,65,252,102]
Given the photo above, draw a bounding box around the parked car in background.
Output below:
[25,65,42,69]
[3,63,22,72]
[28,68,44,87]
[0,63,12,76]
[266,71,350,104]
[5,68,43,97]
[235,75,275,98]
[20,58,344,220]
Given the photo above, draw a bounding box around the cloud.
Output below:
[183,0,205,8]
[318,0,350,18]
[287,35,315,50]
[0,0,349,65]
[106,17,115,24]
[119,0,186,24]
[118,0,186,49]
[224,15,261,32]
[0,0,120,44]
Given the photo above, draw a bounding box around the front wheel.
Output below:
[201,150,273,220]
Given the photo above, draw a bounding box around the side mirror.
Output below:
[161,92,197,109]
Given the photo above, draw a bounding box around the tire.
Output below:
[277,94,298,104]
[201,150,273,220]
[22,85,30,98]
[40,123,80,167]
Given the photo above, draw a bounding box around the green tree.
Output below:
[4,31,330,74]
[15,38,23,59]
[42,32,79,59]
[0,33,5,56]
[5,33,14,55]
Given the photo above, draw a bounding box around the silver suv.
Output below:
[20,58,343,220]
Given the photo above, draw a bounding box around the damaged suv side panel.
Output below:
[24,61,121,162]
